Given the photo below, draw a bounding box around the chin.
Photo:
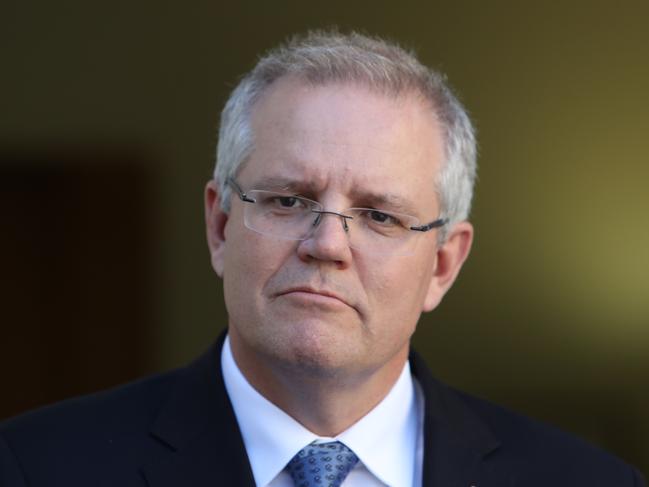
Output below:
[274,330,357,377]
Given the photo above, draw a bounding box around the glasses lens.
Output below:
[346,208,419,256]
[239,191,423,256]
[243,190,319,240]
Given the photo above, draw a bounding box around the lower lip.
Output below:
[280,291,348,309]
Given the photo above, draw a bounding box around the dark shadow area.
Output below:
[0,148,154,420]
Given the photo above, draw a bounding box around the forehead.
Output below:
[242,78,444,211]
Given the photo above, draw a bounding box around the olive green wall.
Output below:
[3,0,648,472]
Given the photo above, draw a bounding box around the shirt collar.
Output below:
[221,335,419,487]
[337,357,418,487]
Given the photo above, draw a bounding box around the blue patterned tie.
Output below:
[286,441,359,487]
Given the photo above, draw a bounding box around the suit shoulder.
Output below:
[0,342,226,486]
[452,387,645,484]
[0,367,193,486]
[0,366,184,442]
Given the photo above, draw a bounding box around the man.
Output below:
[0,31,645,487]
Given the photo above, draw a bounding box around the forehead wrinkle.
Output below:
[253,91,423,165]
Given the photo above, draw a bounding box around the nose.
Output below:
[296,211,353,267]
[311,210,353,232]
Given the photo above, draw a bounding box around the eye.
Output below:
[277,196,300,208]
[368,210,401,226]
[252,191,313,213]
[266,194,312,212]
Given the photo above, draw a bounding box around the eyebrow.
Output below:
[251,176,317,194]
[353,190,418,215]
[249,176,419,215]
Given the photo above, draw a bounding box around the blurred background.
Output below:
[2,0,648,474]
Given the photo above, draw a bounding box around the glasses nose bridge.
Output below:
[310,209,353,234]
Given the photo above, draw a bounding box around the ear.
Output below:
[422,220,473,312]
[204,180,229,278]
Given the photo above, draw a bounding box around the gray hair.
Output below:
[214,30,477,242]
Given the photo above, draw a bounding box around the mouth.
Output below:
[276,287,353,309]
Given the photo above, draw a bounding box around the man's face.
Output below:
[206,78,470,383]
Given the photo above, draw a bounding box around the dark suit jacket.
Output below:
[1,334,645,487]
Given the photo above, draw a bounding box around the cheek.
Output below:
[223,229,290,296]
[222,235,278,328]
[365,256,435,312]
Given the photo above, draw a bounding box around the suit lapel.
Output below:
[141,338,504,487]
[142,334,255,487]
[410,351,502,487]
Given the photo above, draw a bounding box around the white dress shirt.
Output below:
[221,335,424,487]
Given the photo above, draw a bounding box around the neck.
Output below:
[229,334,409,437]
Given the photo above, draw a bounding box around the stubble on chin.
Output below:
[253,313,368,381]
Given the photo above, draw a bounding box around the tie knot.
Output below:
[286,441,359,487]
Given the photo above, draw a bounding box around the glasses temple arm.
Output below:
[410,217,448,232]
[227,178,256,203]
